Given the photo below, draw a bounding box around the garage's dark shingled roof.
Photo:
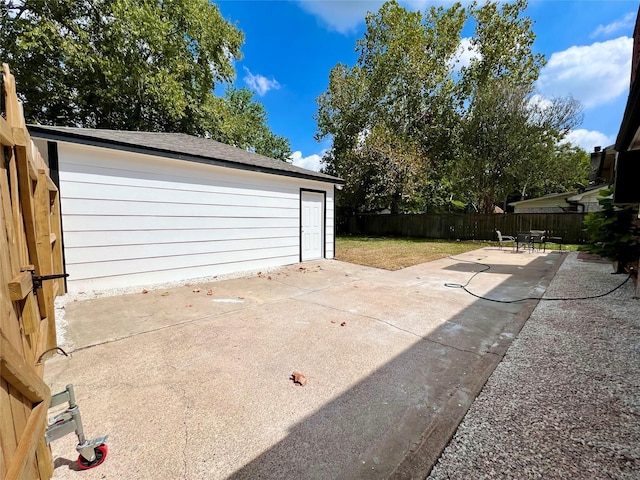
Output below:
[28,125,343,184]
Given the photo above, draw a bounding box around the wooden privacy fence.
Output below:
[1,64,64,479]
[339,212,589,244]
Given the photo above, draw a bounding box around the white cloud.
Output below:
[591,12,636,39]
[296,0,383,34]
[451,37,481,70]
[528,93,553,110]
[296,0,447,34]
[536,37,633,109]
[243,67,280,96]
[564,129,614,152]
[290,150,327,172]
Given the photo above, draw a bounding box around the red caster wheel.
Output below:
[77,444,108,470]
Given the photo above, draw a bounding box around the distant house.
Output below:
[509,192,578,214]
[510,141,614,214]
[566,187,607,212]
[30,126,343,293]
[509,185,607,214]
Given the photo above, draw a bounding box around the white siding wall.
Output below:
[56,142,335,292]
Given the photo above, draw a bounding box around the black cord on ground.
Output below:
[37,346,70,363]
[444,256,632,303]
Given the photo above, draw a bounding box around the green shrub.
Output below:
[581,186,640,272]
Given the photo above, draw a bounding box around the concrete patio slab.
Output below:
[44,247,565,479]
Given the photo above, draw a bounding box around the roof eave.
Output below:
[28,126,345,185]
[615,79,640,151]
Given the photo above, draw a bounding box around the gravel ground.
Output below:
[429,252,640,479]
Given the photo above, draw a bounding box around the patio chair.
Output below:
[543,235,563,252]
[530,230,546,251]
[516,232,530,252]
[496,230,516,250]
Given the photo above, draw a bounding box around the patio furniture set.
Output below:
[496,230,563,252]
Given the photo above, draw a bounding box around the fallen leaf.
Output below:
[141,289,148,294]
[161,292,170,297]
[206,289,213,295]
[291,371,307,386]
[192,287,201,293]
[340,322,347,326]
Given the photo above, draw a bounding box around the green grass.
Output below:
[335,235,581,270]
[335,236,492,270]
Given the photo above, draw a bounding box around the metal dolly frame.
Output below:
[45,384,108,470]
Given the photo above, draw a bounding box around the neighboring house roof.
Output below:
[509,186,607,210]
[566,187,607,204]
[508,192,574,207]
[28,125,344,184]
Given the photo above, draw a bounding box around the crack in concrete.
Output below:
[67,269,485,359]
[423,337,483,358]
[67,275,357,353]
[303,299,483,358]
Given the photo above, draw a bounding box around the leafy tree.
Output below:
[454,0,585,213]
[0,0,291,159]
[518,141,590,201]
[210,87,291,160]
[316,1,466,213]
[455,81,533,213]
[317,0,587,213]
[455,80,584,212]
[459,0,544,96]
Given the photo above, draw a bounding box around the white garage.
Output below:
[29,126,343,293]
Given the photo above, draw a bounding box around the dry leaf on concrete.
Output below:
[291,371,307,386]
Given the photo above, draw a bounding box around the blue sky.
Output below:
[215,0,639,171]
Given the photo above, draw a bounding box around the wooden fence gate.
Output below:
[1,64,64,479]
